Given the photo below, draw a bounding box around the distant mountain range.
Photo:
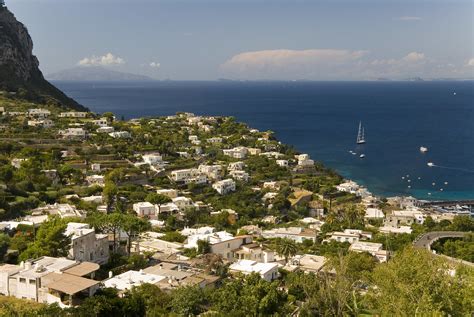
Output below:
[47,66,155,81]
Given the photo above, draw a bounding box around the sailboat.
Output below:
[356,121,366,144]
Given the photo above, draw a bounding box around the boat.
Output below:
[351,152,356,155]
[359,154,365,158]
[427,162,434,167]
[356,121,366,144]
[420,146,428,153]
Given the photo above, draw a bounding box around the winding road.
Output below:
[413,231,474,267]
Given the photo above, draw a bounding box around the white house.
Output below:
[229,170,250,182]
[0,257,99,307]
[228,161,245,171]
[198,164,223,180]
[212,179,236,195]
[103,270,166,293]
[59,112,88,118]
[385,209,425,227]
[109,131,131,138]
[349,241,389,262]
[172,196,195,212]
[86,175,105,186]
[28,119,54,128]
[97,126,114,133]
[28,108,50,118]
[93,118,108,127]
[60,128,87,139]
[262,227,317,243]
[297,154,314,167]
[65,223,109,265]
[365,208,385,219]
[142,153,163,165]
[223,147,248,159]
[156,189,178,199]
[133,202,157,217]
[207,137,222,144]
[229,260,279,282]
[170,168,207,185]
[276,160,289,167]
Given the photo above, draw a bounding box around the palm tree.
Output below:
[275,238,298,263]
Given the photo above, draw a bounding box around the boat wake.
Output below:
[429,164,474,174]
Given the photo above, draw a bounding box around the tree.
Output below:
[197,239,211,254]
[145,193,171,205]
[367,246,474,316]
[121,215,150,255]
[103,181,118,212]
[170,286,206,316]
[275,238,297,263]
[19,216,71,261]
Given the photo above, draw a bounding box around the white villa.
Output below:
[212,179,236,195]
[229,260,279,282]
[65,223,109,265]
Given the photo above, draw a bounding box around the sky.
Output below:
[7,0,474,80]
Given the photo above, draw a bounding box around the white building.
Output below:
[170,168,207,185]
[142,153,163,165]
[285,254,327,273]
[262,227,317,243]
[97,126,114,133]
[133,202,157,217]
[0,257,99,307]
[212,179,236,195]
[207,137,222,144]
[276,160,289,167]
[28,119,54,128]
[365,208,385,219]
[229,170,250,182]
[229,260,279,282]
[228,161,245,171]
[132,232,183,254]
[181,226,215,236]
[349,241,389,262]
[297,154,314,167]
[86,175,105,186]
[223,147,248,159]
[60,128,86,139]
[385,209,425,227]
[65,223,109,265]
[93,118,108,127]
[198,164,223,180]
[28,108,50,118]
[172,196,195,212]
[156,189,178,199]
[103,270,166,292]
[109,131,131,138]
[59,112,88,118]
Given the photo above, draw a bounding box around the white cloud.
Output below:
[402,52,425,63]
[397,16,422,21]
[467,58,474,66]
[221,49,368,77]
[78,53,125,66]
[149,62,161,68]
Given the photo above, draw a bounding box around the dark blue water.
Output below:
[53,80,474,200]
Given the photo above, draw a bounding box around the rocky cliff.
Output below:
[0,6,87,111]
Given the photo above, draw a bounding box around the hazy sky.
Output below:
[7,0,474,80]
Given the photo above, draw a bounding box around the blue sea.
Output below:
[53,80,474,201]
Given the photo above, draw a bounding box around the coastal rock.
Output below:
[0,6,87,111]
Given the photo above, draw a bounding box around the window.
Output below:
[29,279,36,285]
[19,278,26,284]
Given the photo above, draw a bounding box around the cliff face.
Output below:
[0,6,87,111]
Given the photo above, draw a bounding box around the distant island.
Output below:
[47,66,155,81]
